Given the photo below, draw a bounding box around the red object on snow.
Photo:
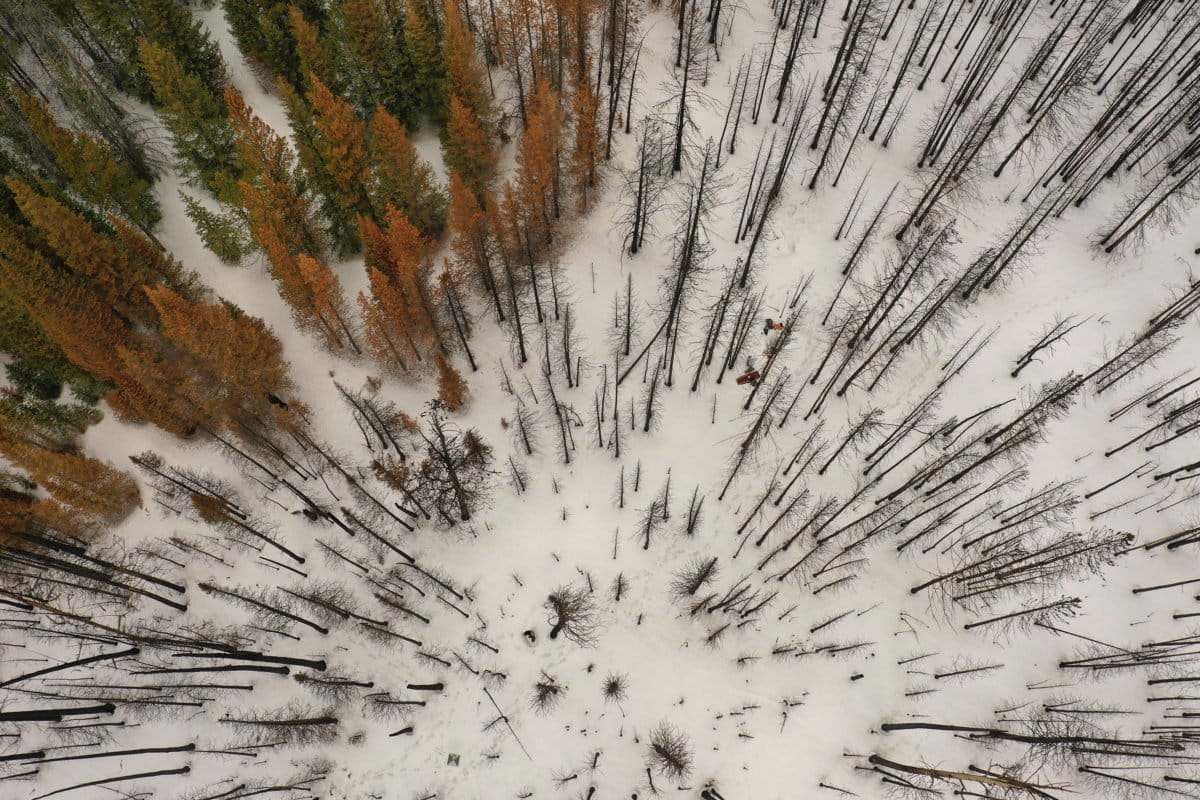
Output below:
[736,370,760,385]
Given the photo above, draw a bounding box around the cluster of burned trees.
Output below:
[0,385,505,797]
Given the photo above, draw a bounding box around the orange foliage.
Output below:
[7,177,158,323]
[141,285,297,430]
[514,80,564,248]
[436,354,469,410]
[308,75,371,216]
[297,254,361,353]
[227,87,322,255]
[289,5,336,89]
[569,62,603,210]
[358,266,416,375]
[447,172,503,315]
[0,440,140,524]
[0,216,130,384]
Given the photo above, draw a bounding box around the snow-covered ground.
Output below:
[4,0,1200,799]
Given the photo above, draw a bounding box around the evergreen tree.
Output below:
[307,76,371,252]
[443,94,496,197]
[442,0,492,126]
[181,193,249,264]
[77,0,225,102]
[227,86,323,256]
[334,0,416,124]
[0,285,101,402]
[289,4,339,92]
[222,0,325,89]
[0,391,101,453]
[13,90,161,231]
[368,107,447,237]
[0,215,131,386]
[406,1,448,126]
[140,40,237,194]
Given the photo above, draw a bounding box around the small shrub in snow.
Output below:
[647,721,693,782]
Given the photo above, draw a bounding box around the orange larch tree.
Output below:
[358,214,390,275]
[383,207,444,353]
[448,171,504,319]
[308,76,371,218]
[244,190,316,318]
[109,345,197,435]
[297,254,361,353]
[491,180,531,362]
[0,439,140,524]
[435,354,469,411]
[226,86,323,256]
[514,79,564,250]
[569,60,603,210]
[7,178,159,325]
[289,5,339,91]
[142,285,299,431]
[0,216,132,385]
[358,266,417,375]
[108,215,202,299]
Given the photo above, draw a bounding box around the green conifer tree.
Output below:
[140,40,238,194]
[76,0,225,101]
[405,2,448,127]
[181,193,249,264]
